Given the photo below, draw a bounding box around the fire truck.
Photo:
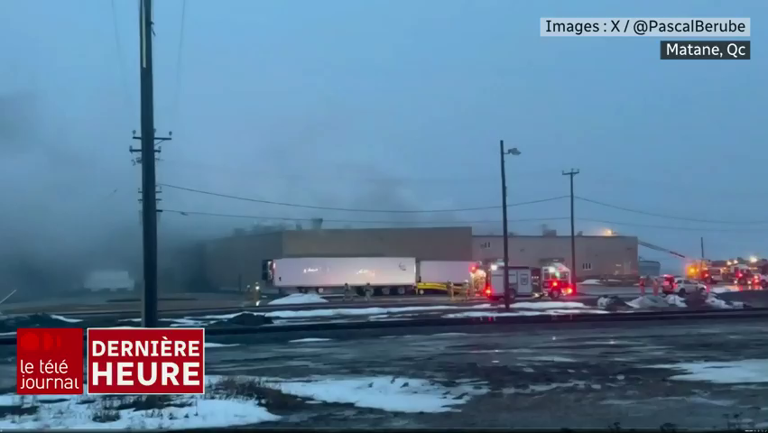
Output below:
[540,262,574,299]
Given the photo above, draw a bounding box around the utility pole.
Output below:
[129,0,172,328]
[562,169,580,293]
[500,141,521,312]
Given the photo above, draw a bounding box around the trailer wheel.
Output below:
[397,287,406,295]
[418,289,424,295]
[316,287,324,294]
[381,287,390,296]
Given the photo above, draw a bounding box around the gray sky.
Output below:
[0,0,764,273]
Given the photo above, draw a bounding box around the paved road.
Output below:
[0,285,646,315]
[0,284,756,319]
[0,314,766,429]
[198,316,768,430]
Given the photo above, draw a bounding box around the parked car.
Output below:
[662,276,706,296]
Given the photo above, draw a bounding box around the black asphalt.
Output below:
[198,315,768,430]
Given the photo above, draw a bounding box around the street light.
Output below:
[500,140,521,312]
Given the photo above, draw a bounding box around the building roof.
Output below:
[473,234,638,240]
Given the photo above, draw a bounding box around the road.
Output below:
[0,285,648,317]
[0,311,766,429]
[201,316,768,430]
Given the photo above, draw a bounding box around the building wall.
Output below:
[204,227,473,290]
[281,227,473,260]
[472,235,638,278]
[204,231,284,291]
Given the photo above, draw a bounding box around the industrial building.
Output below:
[472,235,639,279]
[638,260,662,277]
[204,226,473,291]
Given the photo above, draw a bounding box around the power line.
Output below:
[109,0,135,117]
[159,208,766,232]
[159,183,568,213]
[576,196,768,225]
[160,209,565,225]
[170,0,187,127]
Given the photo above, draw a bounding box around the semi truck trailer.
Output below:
[263,257,417,296]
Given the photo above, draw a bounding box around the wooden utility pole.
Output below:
[500,141,521,311]
[130,0,171,327]
[562,169,580,292]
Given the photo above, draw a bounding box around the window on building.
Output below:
[582,262,593,271]
[480,241,492,249]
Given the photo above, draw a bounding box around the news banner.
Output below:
[16,328,205,395]
[540,17,752,60]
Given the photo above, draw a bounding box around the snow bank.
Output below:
[196,305,465,322]
[0,392,278,430]
[712,286,741,294]
[268,293,329,306]
[289,338,333,343]
[649,359,768,384]
[511,301,588,310]
[581,279,603,286]
[626,295,670,309]
[49,315,83,324]
[260,375,488,413]
[205,342,240,348]
[443,309,607,319]
[119,317,207,327]
[665,295,687,307]
[705,294,745,309]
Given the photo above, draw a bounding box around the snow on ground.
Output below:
[705,294,745,309]
[712,286,741,294]
[268,293,329,305]
[0,390,278,430]
[119,317,207,327]
[665,295,687,307]
[442,308,608,319]
[581,279,604,286]
[205,342,240,348]
[519,356,578,363]
[511,301,588,310]
[648,359,768,384]
[289,338,333,343]
[503,380,589,394]
[197,305,475,322]
[0,331,16,336]
[252,375,488,413]
[49,315,83,323]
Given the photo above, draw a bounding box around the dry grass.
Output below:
[212,376,307,413]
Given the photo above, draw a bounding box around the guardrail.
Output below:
[0,307,766,345]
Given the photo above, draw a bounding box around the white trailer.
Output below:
[266,257,417,296]
[83,270,135,292]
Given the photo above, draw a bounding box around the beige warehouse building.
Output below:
[204,226,473,291]
[472,235,639,279]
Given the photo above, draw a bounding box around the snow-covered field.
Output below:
[0,374,487,429]
[648,359,768,384]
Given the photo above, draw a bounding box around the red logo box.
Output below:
[87,328,205,395]
[17,328,84,395]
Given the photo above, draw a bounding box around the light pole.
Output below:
[500,140,521,312]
